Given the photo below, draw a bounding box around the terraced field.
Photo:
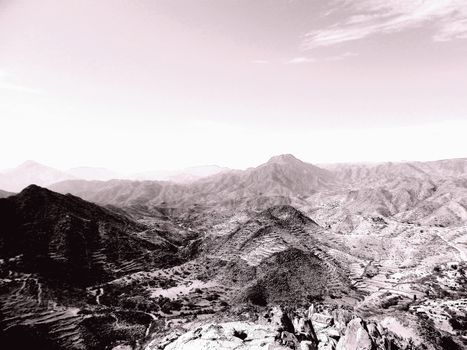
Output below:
[0,274,85,349]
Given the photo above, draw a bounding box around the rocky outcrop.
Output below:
[149,305,422,350]
[151,322,284,350]
[336,318,373,350]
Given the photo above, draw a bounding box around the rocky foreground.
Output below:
[144,304,422,350]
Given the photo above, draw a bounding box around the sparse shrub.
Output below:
[233,329,248,341]
[206,293,220,301]
[244,284,268,306]
[449,316,467,331]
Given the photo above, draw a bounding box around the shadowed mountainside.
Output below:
[0,185,182,284]
[0,185,194,350]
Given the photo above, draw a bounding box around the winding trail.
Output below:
[96,288,104,305]
[34,278,43,305]
[435,230,466,262]
[144,312,158,337]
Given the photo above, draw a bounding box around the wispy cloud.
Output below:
[302,0,467,49]
[286,56,316,64]
[285,52,356,65]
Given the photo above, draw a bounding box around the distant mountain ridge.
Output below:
[0,162,231,192]
[50,154,337,208]
[67,166,122,181]
[131,164,230,182]
[321,158,467,182]
[0,189,14,198]
[49,154,467,229]
[0,161,75,192]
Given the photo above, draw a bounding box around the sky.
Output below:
[0,0,466,172]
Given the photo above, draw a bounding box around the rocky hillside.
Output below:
[0,185,183,284]
[0,186,193,350]
[194,205,353,305]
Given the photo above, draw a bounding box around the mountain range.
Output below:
[47,154,467,229]
[1,154,467,350]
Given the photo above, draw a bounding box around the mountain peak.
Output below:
[17,160,43,168]
[18,184,55,198]
[267,154,302,165]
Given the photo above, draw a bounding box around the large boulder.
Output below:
[336,318,374,350]
[331,309,353,335]
[317,332,338,350]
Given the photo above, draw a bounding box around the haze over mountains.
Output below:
[0,161,229,192]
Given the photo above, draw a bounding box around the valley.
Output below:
[0,155,466,350]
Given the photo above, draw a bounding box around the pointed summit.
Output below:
[267,154,302,165]
[17,160,43,169]
[20,184,44,193]
[0,161,75,192]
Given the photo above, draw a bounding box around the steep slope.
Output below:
[0,185,179,283]
[201,205,352,304]
[0,161,75,192]
[239,154,336,195]
[0,186,186,350]
[188,154,336,208]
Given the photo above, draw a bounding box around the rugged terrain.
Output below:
[1,155,466,349]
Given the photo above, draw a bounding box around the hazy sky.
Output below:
[1,0,466,172]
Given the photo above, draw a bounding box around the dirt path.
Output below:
[96,288,104,305]
[435,230,466,262]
